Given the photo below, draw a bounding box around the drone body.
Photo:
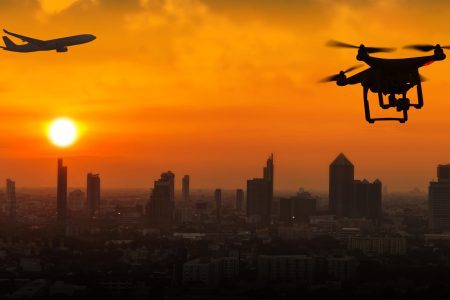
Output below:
[323,41,448,123]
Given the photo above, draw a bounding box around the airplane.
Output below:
[0,29,96,53]
[321,40,448,123]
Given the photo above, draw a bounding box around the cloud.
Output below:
[38,0,80,14]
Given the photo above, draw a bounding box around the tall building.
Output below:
[353,179,382,220]
[236,189,244,212]
[146,173,175,232]
[87,173,101,217]
[329,153,354,218]
[6,179,16,222]
[57,158,68,224]
[161,171,175,202]
[68,189,85,211]
[264,154,274,208]
[438,165,450,182]
[215,189,222,219]
[264,154,274,186]
[182,175,190,202]
[247,154,274,225]
[247,178,272,225]
[429,165,450,231]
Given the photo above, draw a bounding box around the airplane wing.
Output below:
[3,29,45,46]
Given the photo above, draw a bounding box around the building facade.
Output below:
[146,172,175,233]
[329,153,354,218]
[57,158,68,224]
[6,179,16,222]
[87,173,101,217]
[182,175,189,202]
[247,154,274,225]
[429,164,450,231]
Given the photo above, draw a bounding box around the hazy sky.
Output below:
[0,0,449,191]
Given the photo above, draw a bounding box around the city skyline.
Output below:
[1,1,450,191]
[2,1,450,298]
[0,153,442,192]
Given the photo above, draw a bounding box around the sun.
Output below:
[48,117,78,147]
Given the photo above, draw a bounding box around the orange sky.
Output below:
[0,0,449,191]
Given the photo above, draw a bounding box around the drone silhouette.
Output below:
[321,41,448,123]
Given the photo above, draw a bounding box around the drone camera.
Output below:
[434,46,446,60]
[357,47,368,61]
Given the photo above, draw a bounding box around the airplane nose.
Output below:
[90,34,96,41]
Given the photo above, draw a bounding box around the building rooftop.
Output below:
[331,153,353,166]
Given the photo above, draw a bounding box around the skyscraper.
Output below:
[215,188,222,219]
[57,158,68,224]
[6,179,16,222]
[247,154,274,225]
[429,165,450,231]
[147,173,175,233]
[264,154,274,202]
[87,173,101,217]
[182,175,190,202]
[329,153,354,218]
[247,179,272,225]
[353,179,382,220]
[236,189,244,212]
[437,165,450,182]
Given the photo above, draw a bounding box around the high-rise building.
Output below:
[182,175,190,202]
[247,178,272,225]
[438,165,450,182]
[161,171,175,202]
[57,158,68,224]
[279,191,316,223]
[247,154,274,225]
[68,189,85,211]
[6,179,16,222]
[429,165,450,231]
[353,179,382,220]
[215,189,222,219]
[87,173,101,217]
[329,153,354,218]
[236,189,244,212]
[264,154,274,204]
[146,173,175,232]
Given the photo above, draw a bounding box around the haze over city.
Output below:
[0,0,450,190]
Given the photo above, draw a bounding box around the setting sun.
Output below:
[48,117,78,148]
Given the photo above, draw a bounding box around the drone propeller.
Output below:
[327,40,396,54]
[319,64,363,83]
[404,44,450,52]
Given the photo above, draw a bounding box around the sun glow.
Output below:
[48,118,78,147]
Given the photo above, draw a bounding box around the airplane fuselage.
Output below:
[2,32,96,53]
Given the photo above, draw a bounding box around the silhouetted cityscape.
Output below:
[0,154,449,299]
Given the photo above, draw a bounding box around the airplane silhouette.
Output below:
[1,29,96,53]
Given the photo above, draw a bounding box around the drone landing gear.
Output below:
[364,87,409,124]
[410,80,424,109]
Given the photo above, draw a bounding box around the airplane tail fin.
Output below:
[2,36,17,49]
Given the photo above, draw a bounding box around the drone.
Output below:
[321,41,448,123]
